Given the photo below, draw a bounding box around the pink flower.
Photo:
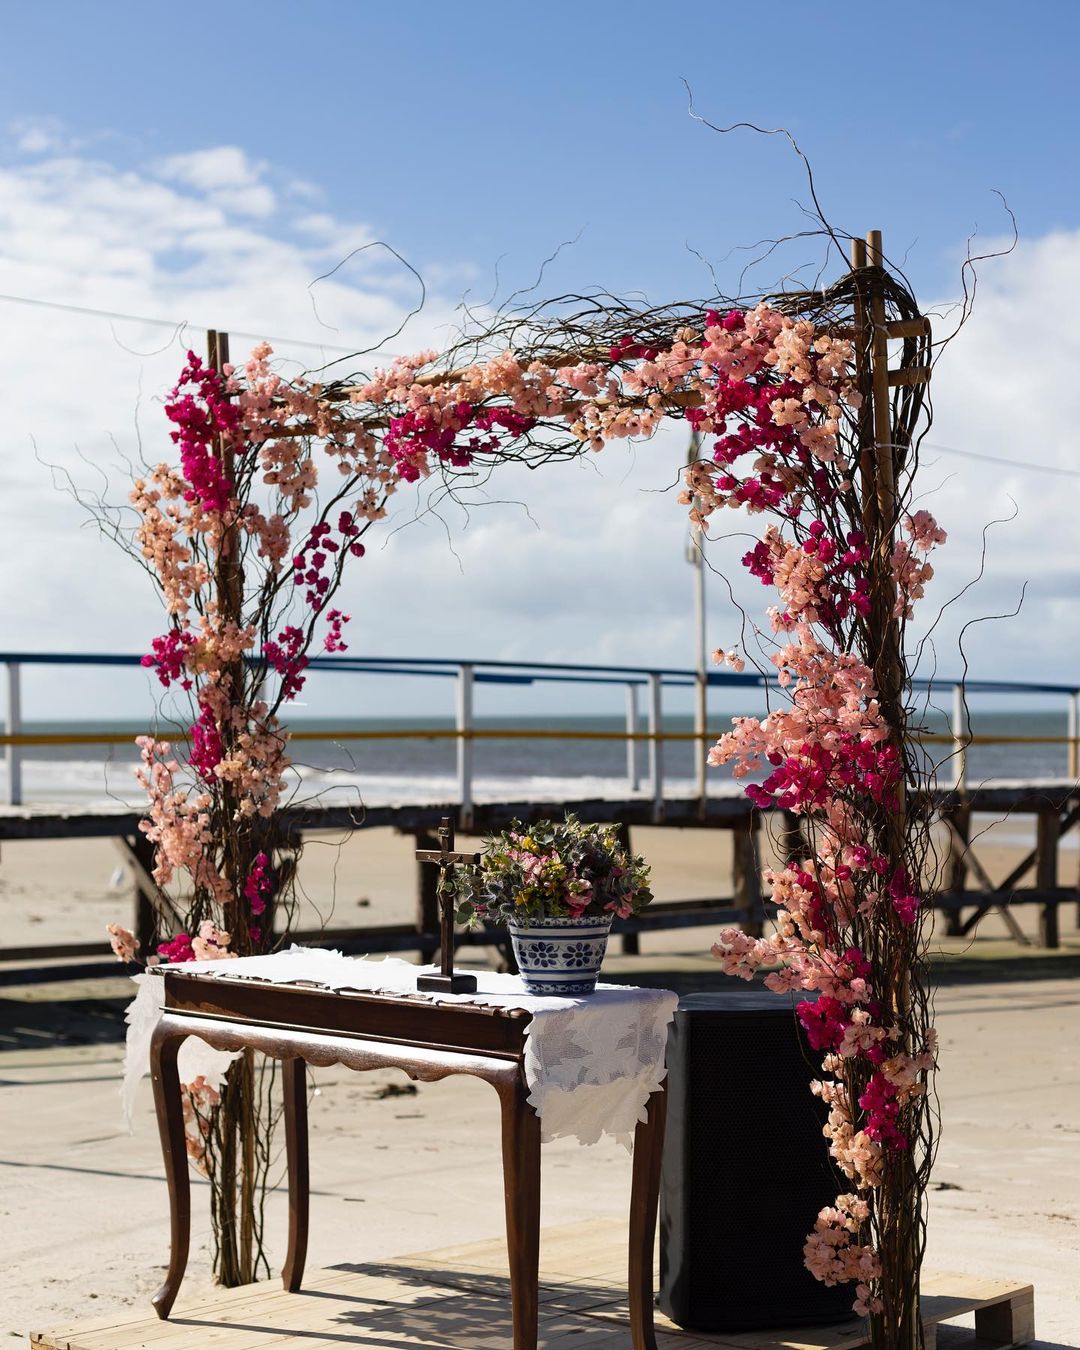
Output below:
[903,509,947,551]
[244,852,272,916]
[191,919,237,962]
[157,932,195,963]
[106,923,137,963]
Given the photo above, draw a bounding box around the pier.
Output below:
[2,651,1079,982]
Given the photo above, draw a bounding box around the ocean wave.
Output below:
[6,757,742,811]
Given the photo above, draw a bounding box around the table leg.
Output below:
[150,1019,190,1320]
[498,1074,541,1350]
[628,1085,667,1350]
[281,1056,309,1292]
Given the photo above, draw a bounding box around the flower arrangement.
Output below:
[452,816,653,926]
[688,253,939,1345]
[98,230,939,1335]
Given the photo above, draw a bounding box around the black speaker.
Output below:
[658,990,855,1332]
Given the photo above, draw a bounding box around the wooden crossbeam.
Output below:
[943,815,1031,945]
[888,366,931,387]
[885,317,931,339]
[954,800,1080,941]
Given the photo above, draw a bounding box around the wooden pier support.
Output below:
[1036,806,1060,948]
[0,785,1077,984]
[942,800,971,937]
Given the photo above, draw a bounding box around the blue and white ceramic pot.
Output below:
[506,913,615,996]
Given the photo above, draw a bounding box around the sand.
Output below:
[1,822,1079,1346]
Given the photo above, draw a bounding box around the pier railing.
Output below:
[2,651,1080,813]
[2,652,1080,974]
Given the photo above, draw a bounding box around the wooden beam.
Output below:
[886,317,931,339]
[887,366,931,387]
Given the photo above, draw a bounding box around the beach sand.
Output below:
[2,822,1079,1344]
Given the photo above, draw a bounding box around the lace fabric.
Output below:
[122,947,677,1148]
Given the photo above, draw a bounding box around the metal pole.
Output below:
[687,431,708,809]
[952,682,969,793]
[456,663,474,830]
[6,661,22,806]
[647,672,664,823]
[625,682,640,792]
[1068,692,1079,782]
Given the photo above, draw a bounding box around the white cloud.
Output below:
[8,116,81,156]
[157,146,276,217]
[904,232,1080,694]
[0,130,1075,727]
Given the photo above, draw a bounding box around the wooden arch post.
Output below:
[851,233,933,1350]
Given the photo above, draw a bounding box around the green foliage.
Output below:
[453,815,653,927]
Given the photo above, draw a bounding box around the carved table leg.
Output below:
[628,1084,667,1350]
[281,1055,310,1292]
[497,1072,541,1350]
[150,1018,190,1319]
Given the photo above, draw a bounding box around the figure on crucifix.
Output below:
[416,816,480,994]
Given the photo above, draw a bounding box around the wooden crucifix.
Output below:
[415,816,480,994]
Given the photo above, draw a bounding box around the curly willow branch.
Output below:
[108,215,940,1341]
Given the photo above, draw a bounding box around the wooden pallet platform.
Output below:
[31,1218,1035,1350]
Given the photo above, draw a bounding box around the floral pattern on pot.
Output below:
[508,914,614,996]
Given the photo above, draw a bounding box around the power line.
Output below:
[0,290,365,356]
[0,286,1076,479]
[923,442,1080,479]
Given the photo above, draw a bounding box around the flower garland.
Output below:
[122,302,867,971]
[109,279,937,1331]
[686,326,941,1321]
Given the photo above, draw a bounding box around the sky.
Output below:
[1,1,1079,723]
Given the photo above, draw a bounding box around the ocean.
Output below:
[6,708,1072,809]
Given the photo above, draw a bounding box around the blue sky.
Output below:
[3,2,1072,300]
[1,2,1079,722]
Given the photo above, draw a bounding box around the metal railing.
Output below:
[2,651,1080,816]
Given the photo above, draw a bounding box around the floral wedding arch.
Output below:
[111,228,942,1350]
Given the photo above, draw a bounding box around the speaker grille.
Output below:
[659,991,856,1331]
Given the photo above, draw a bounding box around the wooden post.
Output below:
[854,231,925,1350]
[780,809,809,865]
[616,821,640,955]
[129,833,164,957]
[942,802,970,937]
[733,814,764,938]
[1036,806,1060,948]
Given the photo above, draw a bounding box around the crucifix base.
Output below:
[417,971,478,995]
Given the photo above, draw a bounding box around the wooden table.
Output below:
[150,970,667,1350]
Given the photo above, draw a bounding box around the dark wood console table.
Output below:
[150,969,667,1350]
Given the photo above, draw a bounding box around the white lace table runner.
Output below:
[123,947,678,1149]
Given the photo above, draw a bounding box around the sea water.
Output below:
[5,709,1071,810]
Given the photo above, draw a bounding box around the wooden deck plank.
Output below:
[32,1219,1035,1350]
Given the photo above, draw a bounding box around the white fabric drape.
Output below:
[122,947,677,1149]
